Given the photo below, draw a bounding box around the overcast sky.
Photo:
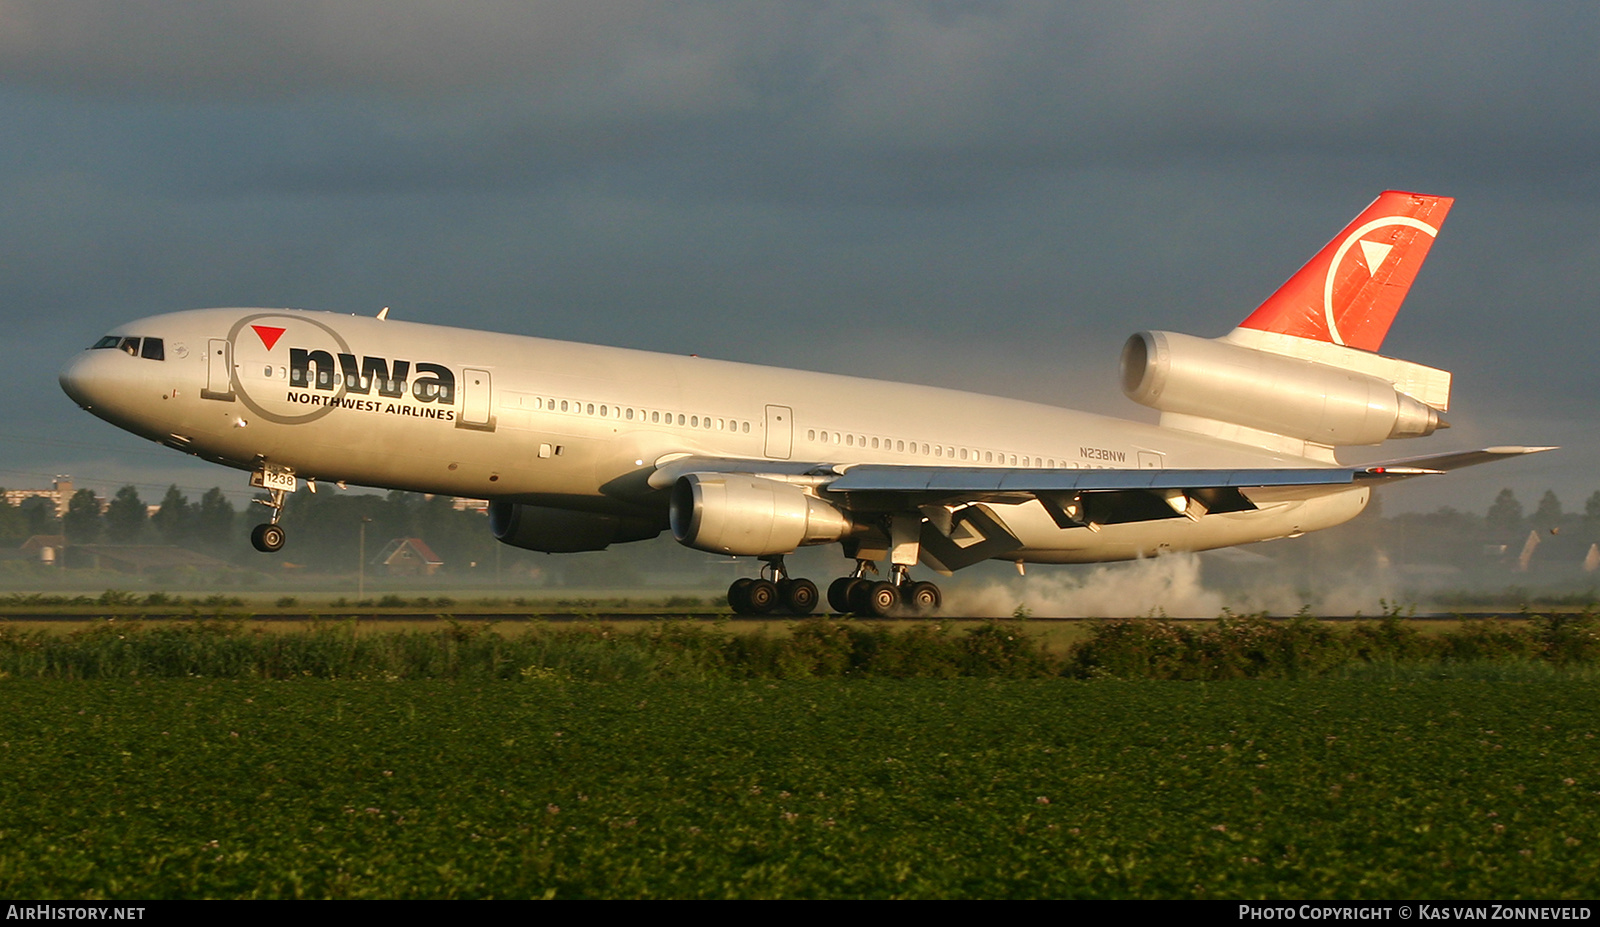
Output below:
[2,0,1594,518]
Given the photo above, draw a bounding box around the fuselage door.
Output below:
[202,339,234,401]
[764,404,792,459]
[458,368,495,431]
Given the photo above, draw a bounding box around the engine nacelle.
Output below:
[489,502,662,553]
[1120,330,1443,446]
[670,473,853,556]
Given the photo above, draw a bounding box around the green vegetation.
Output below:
[0,613,1597,682]
[1,675,1596,898]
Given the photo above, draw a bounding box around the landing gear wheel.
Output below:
[905,581,942,614]
[745,578,779,614]
[783,578,819,615]
[828,577,860,615]
[250,523,286,553]
[851,580,900,618]
[728,578,754,614]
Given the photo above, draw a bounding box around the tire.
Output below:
[905,581,942,614]
[728,578,754,615]
[827,577,859,614]
[745,578,779,614]
[860,580,900,618]
[250,523,286,553]
[783,578,819,615]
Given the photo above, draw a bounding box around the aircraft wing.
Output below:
[649,445,1555,529]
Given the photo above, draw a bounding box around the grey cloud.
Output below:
[10,2,1600,205]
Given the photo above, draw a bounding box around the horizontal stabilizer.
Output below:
[1357,445,1559,479]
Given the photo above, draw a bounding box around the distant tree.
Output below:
[63,489,102,544]
[105,485,146,543]
[1587,491,1600,523]
[0,493,21,546]
[18,497,58,537]
[1532,491,1563,530]
[150,485,192,545]
[1486,488,1524,535]
[194,488,234,548]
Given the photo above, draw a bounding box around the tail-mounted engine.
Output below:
[1120,330,1445,447]
[670,473,854,556]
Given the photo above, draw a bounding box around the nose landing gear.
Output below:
[249,485,289,553]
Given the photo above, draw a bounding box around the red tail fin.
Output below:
[1235,191,1453,352]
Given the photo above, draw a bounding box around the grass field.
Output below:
[2,673,1597,899]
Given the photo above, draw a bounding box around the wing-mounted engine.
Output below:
[670,472,856,556]
[489,502,662,553]
[1120,330,1448,449]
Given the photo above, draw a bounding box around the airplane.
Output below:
[59,191,1551,617]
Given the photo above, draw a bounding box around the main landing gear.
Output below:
[727,557,944,618]
[727,556,820,615]
[826,562,942,618]
[249,486,288,553]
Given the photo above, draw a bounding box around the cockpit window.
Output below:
[90,334,164,360]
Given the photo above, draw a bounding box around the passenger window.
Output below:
[141,338,164,360]
[587,403,594,415]
[742,421,749,433]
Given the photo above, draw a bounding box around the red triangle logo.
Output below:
[251,325,286,350]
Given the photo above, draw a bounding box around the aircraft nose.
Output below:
[59,349,135,413]
[58,352,97,407]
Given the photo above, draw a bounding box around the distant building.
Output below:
[374,538,444,576]
[19,535,67,566]
[64,545,235,574]
[3,476,79,519]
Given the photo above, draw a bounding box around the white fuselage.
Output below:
[60,307,1370,564]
